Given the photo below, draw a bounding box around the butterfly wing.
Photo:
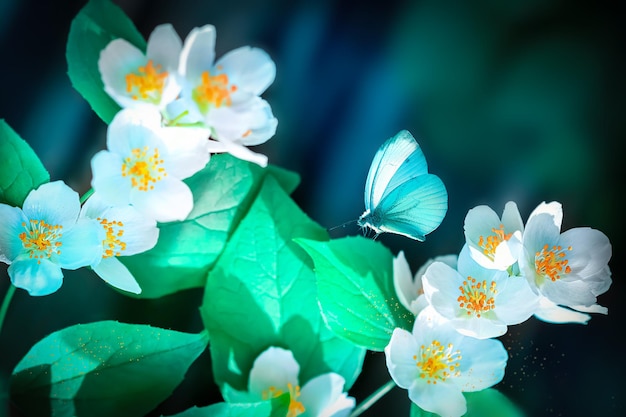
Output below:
[364,130,427,212]
[374,173,448,241]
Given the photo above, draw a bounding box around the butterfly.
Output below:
[357,130,448,241]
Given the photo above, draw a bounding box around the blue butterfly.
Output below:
[357,130,448,241]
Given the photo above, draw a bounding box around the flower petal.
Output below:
[534,296,592,324]
[214,46,276,96]
[248,347,299,396]
[0,204,28,263]
[180,25,216,81]
[409,380,466,417]
[22,181,80,228]
[57,218,104,269]
[90,150,131,206]
[299,373,352,417]
[9,258,64,296]
[384,328,419,389]
[146,24,182,71]
[93,257,141,293]
[129,177,194,222]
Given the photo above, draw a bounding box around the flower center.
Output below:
[192,69,237,113]
[121,146,167,191]
[18,219,63,263]
[414,340,461,384]
[125,60,168,103]
[535,244,572,282]
[457,277,497,318]
[261,383,305,417]
[98,218,126,258]
[478,224,513,260]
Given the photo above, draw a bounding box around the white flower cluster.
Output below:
[0,23,278,297]
[386,201,612,417]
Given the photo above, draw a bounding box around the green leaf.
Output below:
[295,236,414,351]
[119,154,300,298]
[66,0,146,124]
[0,120,50,207]
[410,389,525,417]
[10,321,209,417]
[201,175,365,394]
[162,394,289,417]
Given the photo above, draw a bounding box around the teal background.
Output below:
[1,0,624,416]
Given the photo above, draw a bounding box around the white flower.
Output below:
[394,251,457,316]
[463,201,524,271]
[422,245,538,339]
[99,24,183,111]
[0,181,103,296]
[223,347,354,417]
[90,108,210,223]
[519,201,612,317]
[79,192,159,294]
[172,24,277,166]
[385,307,508,417]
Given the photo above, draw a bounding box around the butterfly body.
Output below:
[357,130,448,241]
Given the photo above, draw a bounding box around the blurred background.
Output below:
[1,0,624,416]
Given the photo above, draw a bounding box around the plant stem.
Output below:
[349,379,396,417]
[79,188,94,204]
[0,284,16,338]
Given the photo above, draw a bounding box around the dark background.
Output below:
[1,0,624,416]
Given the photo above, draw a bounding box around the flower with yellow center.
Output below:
[0,181,103,296]
[90,108,210,223]
[99,24,182,111]
[169,24,278,167]
[79,192,159,294]
[385,307,508,417]
[223,347,355,417]
[393,250,457,316]
[520,201,612,321]
[422,245,538,339]
[463,202,524,271]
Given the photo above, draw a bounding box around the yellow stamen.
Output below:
[261,383,305,417]
[415,340,461,384]
[98,218,126,258]
[192,70,237,112]
[125,60,168,102]
[121,146,167,191]
[535,244,572,282]
[18,219,63,264]
[458,277,497,318]
[478,224,513,260]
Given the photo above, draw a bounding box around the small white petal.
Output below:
[180,25,216,81]
[57,218,104,270]
[534,297,592,324]
[248,347,299,396]
[299,373,350,417]
[0,204,29,263]
[93,257,141,293]
[130,177,194,223]
[9,258,64,296]
[22,181,81,229]
[214,46,276,96]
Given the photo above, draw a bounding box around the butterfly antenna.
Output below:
[327,219,358,233]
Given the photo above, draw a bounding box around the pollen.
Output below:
[192,70,237,112]
[416,340,461,383]
[121,146,167,191]
[98,218,126,258]
[535,244,572,281]
[18,219,63,263]
[478,224,513,260]
[458,277,497,318]
[125,60,168,102]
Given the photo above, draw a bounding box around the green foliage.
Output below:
[0,120,50,207]
[201,175,365,393]
[162,394,290,417]
[409,389,525,417]
[119,154,300,298]
[10,321,209,417]
[66,0,146,124]
[296,236,414,351]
